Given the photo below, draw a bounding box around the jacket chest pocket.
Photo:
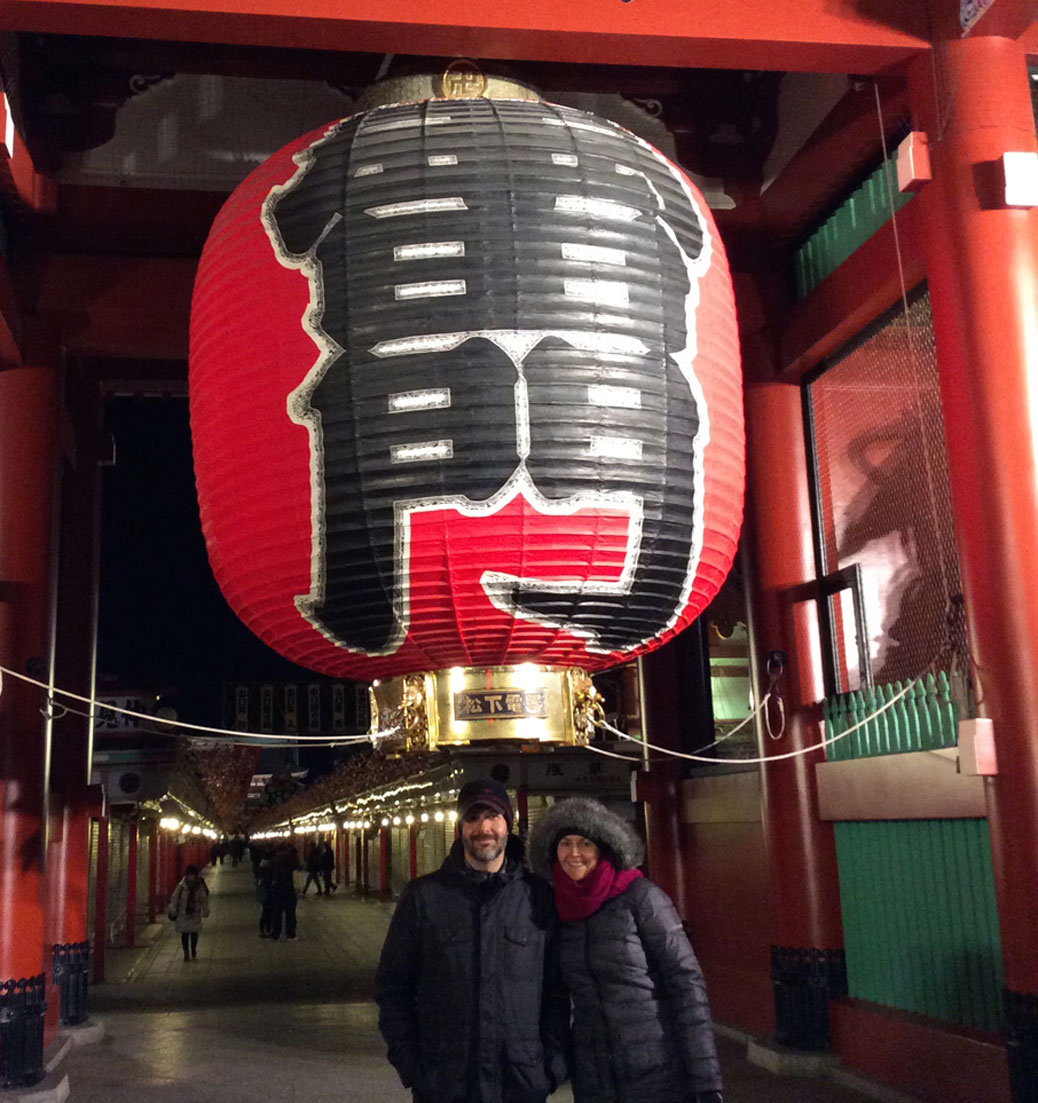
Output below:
[503,925,544,976]
[430,926,473,955]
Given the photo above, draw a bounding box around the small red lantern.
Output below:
[190,89,743,747]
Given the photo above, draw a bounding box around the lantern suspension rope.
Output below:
[0,663,375,745]
[591,668,928,765]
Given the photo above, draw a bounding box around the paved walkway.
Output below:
[57,861,919,1103]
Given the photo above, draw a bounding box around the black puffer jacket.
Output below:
[375,836,570,1103]
[528,799,722,1103]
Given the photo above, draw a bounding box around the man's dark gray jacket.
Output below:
[375,836,570,1103]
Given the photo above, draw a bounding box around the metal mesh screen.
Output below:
[808,291,971,705]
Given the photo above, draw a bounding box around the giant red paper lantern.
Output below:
[190,94,743,725]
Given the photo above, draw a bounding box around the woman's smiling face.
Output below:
[557,834,600,881]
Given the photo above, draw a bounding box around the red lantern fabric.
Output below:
[190,98,743,680]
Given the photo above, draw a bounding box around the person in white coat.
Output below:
[168,865,210,962]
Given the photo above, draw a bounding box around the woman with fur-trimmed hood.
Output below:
[528,797,723,1103]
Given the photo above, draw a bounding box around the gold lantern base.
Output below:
[369,665,603,755]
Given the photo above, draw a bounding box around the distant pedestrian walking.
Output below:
[255,847,275,937]
[270,843,299,940]
[168,865,210,962]
[302,841,323,896]
[319,840,337,895]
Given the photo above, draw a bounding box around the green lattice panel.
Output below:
[834,818,1003,1032]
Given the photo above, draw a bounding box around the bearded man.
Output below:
[375,778,570,1102]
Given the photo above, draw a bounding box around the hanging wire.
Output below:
[581,742,642,761]
[762,651,786,740]
[40,698,69,721]
[762,695,786,741]
[593,665,930,765]
[580,743,684,766]
[0,662,376,746]
[61,696,378,749]
[875,84,954,639]
[597,659,782,764]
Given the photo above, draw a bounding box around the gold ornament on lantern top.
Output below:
[369,665,601,755]
[440,59,488,99]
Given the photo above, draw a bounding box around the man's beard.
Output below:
[463,835,504,865]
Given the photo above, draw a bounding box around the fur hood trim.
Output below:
[527,797,644,879]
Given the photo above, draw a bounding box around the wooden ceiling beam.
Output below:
[0,0,928,74]
[36,254,195,362]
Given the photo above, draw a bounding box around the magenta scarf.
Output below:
[552,858,643,922]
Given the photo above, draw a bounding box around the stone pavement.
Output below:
[52,861,920,1103]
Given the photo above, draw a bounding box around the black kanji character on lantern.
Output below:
[265,98,709,656]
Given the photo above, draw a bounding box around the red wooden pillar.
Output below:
[61,792,92,945]
[0,365,61,1017]
[358,832,366,894]
[125,820,138,947]
[744,381,844,1049]
[91,813,109,984]
[908,31,1038,1100]
[161,833,170,902]
[167,834,177,898]
[51,364,103,961]
[635,649,690,918]
[341,829,350,885]
[147,826,158,924]
[408,825,418,881]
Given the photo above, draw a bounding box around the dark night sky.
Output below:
[97,395,327,730]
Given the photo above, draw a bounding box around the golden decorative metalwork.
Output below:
[369,665,596,752]
[440,59,488,99]
[571,671,605,747]
[400,673,429,751]
[354,69,540,112]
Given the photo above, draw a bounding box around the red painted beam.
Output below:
[758,80,910,245]
[0,94,56,215]
[778,200,927,380]
[831,999,1010,1103]
[939,0,1037,42]
[36,255,195,361]
[0,0,927,73]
